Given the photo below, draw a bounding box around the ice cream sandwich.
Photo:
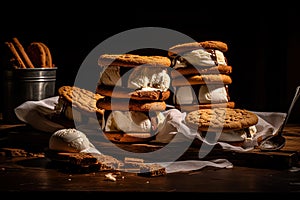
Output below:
[185,107,258,146]
[96,53,172,142]
[168,40,235,111]
[53,85,105,128]
[96,54,171,102]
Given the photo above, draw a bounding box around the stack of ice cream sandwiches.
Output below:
[167,40,260,145]
[168,40,235,111]
[95,53,172,142]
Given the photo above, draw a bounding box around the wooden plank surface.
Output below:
[94,124,300,169]
[1,123,300,170]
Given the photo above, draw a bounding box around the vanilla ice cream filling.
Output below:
[173,85,229,105]
[199,125,257,143]
[54,97,104,127]
[218,125,257,142]
[98,65,122,87]
[199,85,228,103]
[105,110,165,133]
[49,128,95,152]
[173,49,227,69]
[98,66,170,92]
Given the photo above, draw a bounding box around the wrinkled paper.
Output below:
[14,97,286,173]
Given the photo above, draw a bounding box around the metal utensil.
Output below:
[259,86,300,151]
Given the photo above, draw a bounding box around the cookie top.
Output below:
[96,85,171,101]
[170,65,233,78]
[98,54,171,68]
[171,74,233,86]
[96,97,166,111]
[176,102,236,112]
[185,108,258,132]
[168,41,228,57]
[58,85,105,115]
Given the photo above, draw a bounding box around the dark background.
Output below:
[1,3,300,123]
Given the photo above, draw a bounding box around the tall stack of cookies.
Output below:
[95,54,172,142]
[168,40,259,145]
[168,40,234,111]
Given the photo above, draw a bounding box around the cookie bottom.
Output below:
[170,65,232,78]
[175,101,235,112]
[103,132,155,144]
[172,74,232,86]
[96,85,170,101]
[97,97,166,111]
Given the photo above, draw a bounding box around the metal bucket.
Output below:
[1,68,57,123]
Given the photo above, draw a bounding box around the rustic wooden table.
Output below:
[1,121,300,195]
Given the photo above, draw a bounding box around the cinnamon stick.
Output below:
[4,42,26,69]
[11,37,35,68]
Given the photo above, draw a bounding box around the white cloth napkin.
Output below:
[15,96,65,133]
[153,109,286,152]
[14,96,286,173]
